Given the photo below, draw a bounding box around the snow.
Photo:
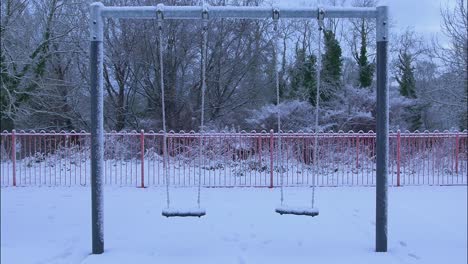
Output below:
[1,186,466,264]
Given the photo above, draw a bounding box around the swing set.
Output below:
[89,2,390,254]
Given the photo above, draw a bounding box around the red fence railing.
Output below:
[1,130,467,187]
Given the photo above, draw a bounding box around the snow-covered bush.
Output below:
[246,100,316,131]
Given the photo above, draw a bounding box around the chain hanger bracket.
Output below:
[272,7,279,30]
[317,8,325,31]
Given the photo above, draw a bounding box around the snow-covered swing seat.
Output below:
[161,208,206,218]
[272,8,326,217]
[275,206,319,217]
[158,5,208,218]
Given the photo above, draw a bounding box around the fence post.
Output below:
[396,130,401,187]
[258,135,262,165]
[455,133,459,175]
[356,135,359,168]
[139,129,145,188]
[12,129,16,187]
[269,129,274,188]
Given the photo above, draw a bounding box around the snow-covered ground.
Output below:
[1,186,467,264]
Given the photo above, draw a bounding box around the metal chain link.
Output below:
[198,9,208,208]
[272,9,283,205]
[157,14,170,208]
[312,8,324,208]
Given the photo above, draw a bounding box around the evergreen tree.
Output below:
[289,48,318,105]
[396,51,421,130]
[304,55,318,106]
[357,22,373,88]
[396,53,417,98]
[289,48,307,99]
[320,30,343,102]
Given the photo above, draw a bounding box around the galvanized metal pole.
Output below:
[375,5,389,253]
[90,2,104,254]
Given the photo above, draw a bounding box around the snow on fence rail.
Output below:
[1,129,467,187]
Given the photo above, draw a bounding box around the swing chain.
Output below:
[311,8,325,209]
[156,6,170,208]
[198,4,209,208]
[272,7,284,205]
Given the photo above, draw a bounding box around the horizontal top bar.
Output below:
[100,5,378,20]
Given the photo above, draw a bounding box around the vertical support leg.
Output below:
[376,5,389,253]
[90,2,104,255]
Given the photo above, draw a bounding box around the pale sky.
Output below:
[380,0,451,37]
[275,0,456,41]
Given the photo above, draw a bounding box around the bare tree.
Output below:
[430,0,467,129]
[1,0,88,130]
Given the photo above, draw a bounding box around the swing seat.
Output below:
[275,206,319,217]
[162,207,206,218]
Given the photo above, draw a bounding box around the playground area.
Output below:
[1,1,467,263]
[1,186,466,264]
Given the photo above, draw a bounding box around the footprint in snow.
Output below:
[222,235,239,242]
[399,241,407,247]
[239,243,248,252]
[352,209,360,217]
[408,253,420,260]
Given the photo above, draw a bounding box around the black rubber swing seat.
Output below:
[275,206,319,217]
[162,208,206,218]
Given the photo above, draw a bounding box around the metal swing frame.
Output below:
[89,2,389,254]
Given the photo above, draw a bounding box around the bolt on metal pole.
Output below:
[375,5,389,253]
[90,2,104,254]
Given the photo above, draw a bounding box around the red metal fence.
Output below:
[1,130,467,187]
